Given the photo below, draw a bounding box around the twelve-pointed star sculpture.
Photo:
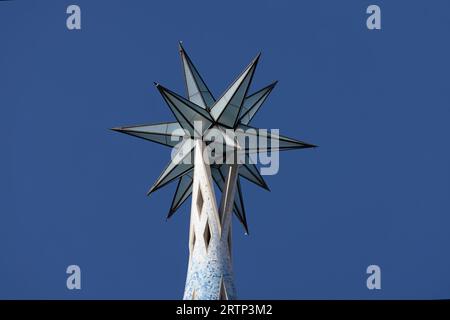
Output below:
[113,43,316,234]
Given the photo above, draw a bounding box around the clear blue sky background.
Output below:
[1,0,449,299]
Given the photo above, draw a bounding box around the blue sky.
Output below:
[1,0,450,299]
